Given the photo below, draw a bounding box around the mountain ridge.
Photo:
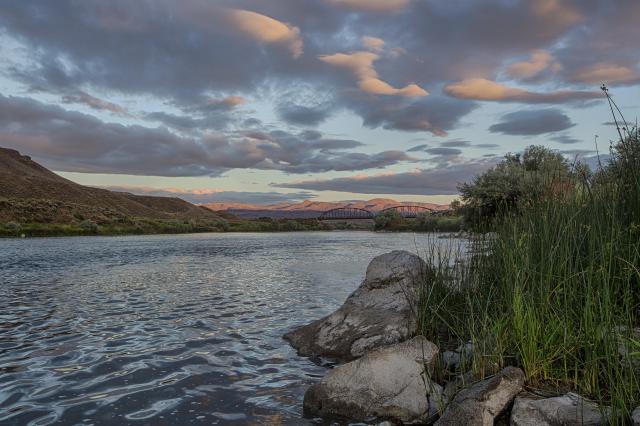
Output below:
[203,198,449,219]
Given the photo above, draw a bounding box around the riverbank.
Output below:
[0,215,464,237]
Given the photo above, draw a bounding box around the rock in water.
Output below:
[284,250,428,361]
[510,392,610,426]
[434,366,525,426]
[303,336,442,424]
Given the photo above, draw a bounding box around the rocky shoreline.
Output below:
[284,250,637,425]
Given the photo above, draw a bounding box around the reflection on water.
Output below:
[0,232,460,425]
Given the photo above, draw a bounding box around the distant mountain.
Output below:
[204,198,448,219]
[0,147,219,223]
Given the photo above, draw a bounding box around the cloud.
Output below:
[440,140,472,148]
[0,94,413,176]
[571,63,639,85]
[102,186,317,205]
[326,0,411,13]
[226,9,303,58]
[349,95,477,136]
[362,36,385,52]
[61,90,133,117]
[186,96,247,112]
[0,0,638,166]
[276,102,334,127]
[506,49,560,80]
[425,147,462,156]
[489,109,575,135]
[550,134,581,144]
[276,159,497,195]
[407,144,429,152]
[319,51,428,97]
[444,78,601,103]
[530,0,583,31]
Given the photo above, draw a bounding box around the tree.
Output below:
[458,145,574,224]
[374,209,402,230]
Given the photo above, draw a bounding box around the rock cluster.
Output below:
[285,250,626,425]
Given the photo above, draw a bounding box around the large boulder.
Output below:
[284,250,428,361]
[303,336,442,424]
[510,393,610,426]
[434,366,525,426]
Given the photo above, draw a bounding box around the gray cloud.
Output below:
[440,140,471,148]
[0,94,412,176]
[489,109,575,135]
[550,134,581,144]
[61,90,132,117]
[276,159,497,195]
[348,95,478,136]
[425,147,462,156]
[276,103,334,126]
[407,144,429,152]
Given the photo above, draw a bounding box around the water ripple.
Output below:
[0,232,463,425]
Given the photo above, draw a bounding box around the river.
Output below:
[0,232,461,425]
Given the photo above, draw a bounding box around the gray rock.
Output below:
[284,250,428,361]
[442,351,461,371]
[510,392,609,426]
[434,366,525,426]
[632,406,640,425]
[303,336,442,424]
[442,341,473,372]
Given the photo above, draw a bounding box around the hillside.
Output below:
[204,198,448,219]
[0,147,219,224]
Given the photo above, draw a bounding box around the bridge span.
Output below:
[318,205,443,220]
[318,207,374,220]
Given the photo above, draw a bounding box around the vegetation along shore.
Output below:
[284,94,640,424]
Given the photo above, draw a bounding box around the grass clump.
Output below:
[416,106,640,421]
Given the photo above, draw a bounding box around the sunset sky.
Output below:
[0,0,639,205]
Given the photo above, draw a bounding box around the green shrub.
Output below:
[5,221,21,232]
[458,145,575,227]
[374,209,402,230]
[79,219,98,232]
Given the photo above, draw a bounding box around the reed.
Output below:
[417,121,640,421]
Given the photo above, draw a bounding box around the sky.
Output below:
[0,0,638,205]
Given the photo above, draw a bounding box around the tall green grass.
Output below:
[417,130,640,421]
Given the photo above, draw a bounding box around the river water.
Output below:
[0,232,460,425]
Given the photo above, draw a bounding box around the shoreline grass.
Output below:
[416,124,640,421]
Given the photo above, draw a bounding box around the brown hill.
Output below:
[203,197,448,219]
[0,147,219,223]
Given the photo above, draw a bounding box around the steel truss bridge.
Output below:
[318,205,444,220]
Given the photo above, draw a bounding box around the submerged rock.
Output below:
[284,250,428,361]
[303,336,441,424]
[434,366,525,426]
[510,392,610,426]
